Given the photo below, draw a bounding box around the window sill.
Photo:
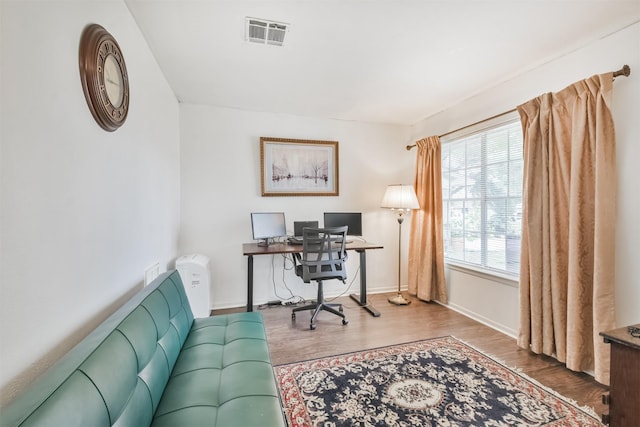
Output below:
[444,261,519,288]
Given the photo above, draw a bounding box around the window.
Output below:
[441,113,523,279]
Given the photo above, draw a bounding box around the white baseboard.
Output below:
[443,301,518,339]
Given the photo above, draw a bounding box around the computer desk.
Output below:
[242,240,383,317]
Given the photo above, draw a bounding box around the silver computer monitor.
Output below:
[251,212,286,246]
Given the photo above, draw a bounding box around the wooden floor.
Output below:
[215,292,608,418]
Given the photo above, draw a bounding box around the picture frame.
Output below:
[260,137,339,197]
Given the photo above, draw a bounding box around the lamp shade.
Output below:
[381,184,420,210]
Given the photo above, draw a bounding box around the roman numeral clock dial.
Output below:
[79,24,129,131]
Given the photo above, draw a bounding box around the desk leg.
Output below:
[247,255,254,312]
[349,249,381,317]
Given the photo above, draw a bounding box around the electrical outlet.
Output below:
[144,262,160,286]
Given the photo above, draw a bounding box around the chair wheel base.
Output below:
[291,293,348,329]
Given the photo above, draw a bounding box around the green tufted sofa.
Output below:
[1,270,287,427]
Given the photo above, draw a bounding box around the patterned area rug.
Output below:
[274,336,602,426]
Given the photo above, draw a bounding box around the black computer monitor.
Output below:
[293,221,319,237]
[323,212,362,236]
[251,212,286,246]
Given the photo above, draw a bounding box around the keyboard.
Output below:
[287,237,352,245]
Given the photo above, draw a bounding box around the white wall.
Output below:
[411,23,640,335]
[0,1,180,406]
[179,105,412,308]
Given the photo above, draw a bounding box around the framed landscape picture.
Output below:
[260,137,339,197]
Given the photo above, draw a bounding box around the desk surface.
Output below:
[243,240,383,256]
[242,240,383,316]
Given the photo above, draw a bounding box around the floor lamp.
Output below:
[381,184,420,305]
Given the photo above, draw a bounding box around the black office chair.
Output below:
[292,226,349,330]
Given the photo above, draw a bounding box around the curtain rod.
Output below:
[406,64,631,151]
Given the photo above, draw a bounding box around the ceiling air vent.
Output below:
[246,17,288,46]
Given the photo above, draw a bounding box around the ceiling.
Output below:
[125,1,640,126]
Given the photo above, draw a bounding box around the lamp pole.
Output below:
[389,210,410,305]
[381,184,419,306]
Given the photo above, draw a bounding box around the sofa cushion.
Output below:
[151,312,284,427]
[18,372,111,427]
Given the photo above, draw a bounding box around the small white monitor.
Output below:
[251,212,286,246]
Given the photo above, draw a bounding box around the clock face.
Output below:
[79,24,129,132]
[103,54,123,108]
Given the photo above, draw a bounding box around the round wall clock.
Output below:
[79,24,129,131]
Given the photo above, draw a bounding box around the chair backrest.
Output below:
[299,226,348,283]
